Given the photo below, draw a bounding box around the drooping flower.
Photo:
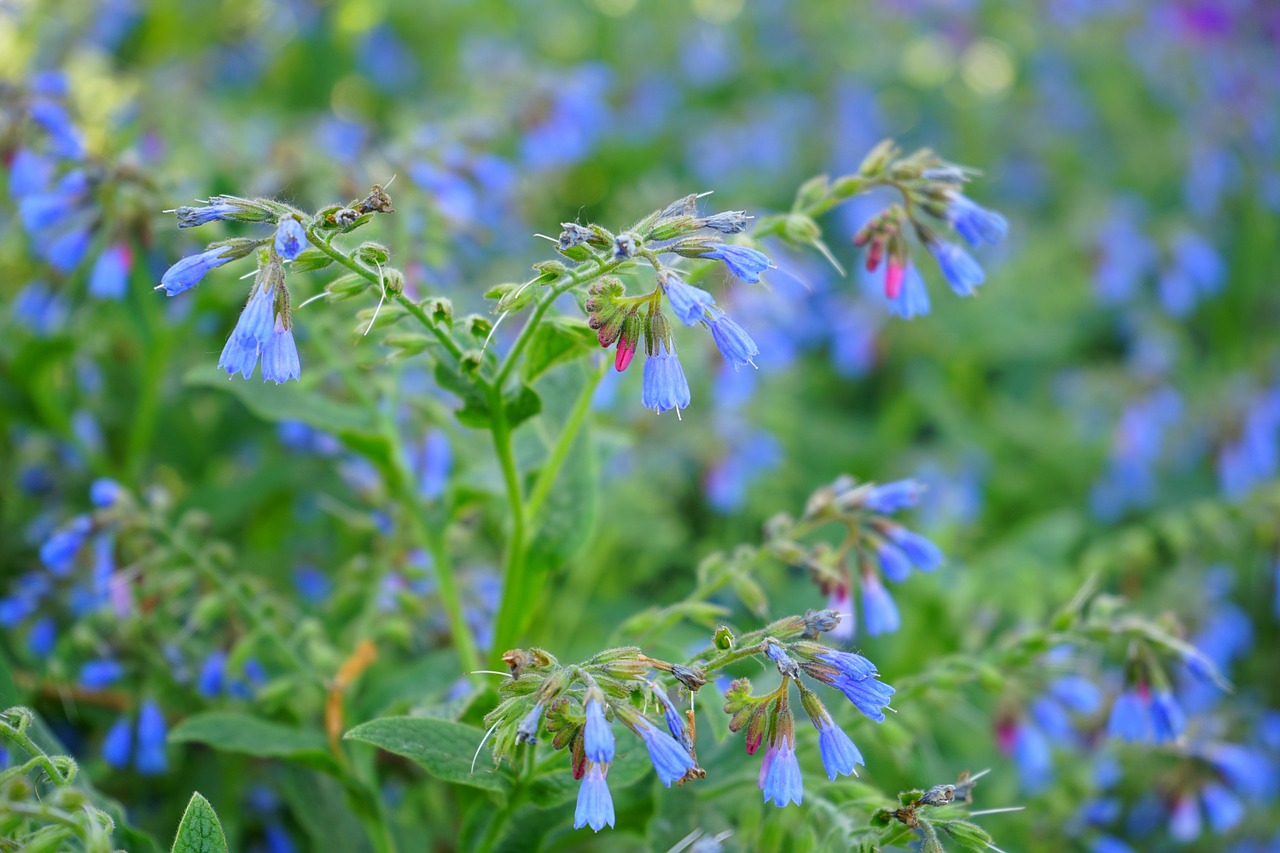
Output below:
[862,479,923,513]
[516,703,544,744]
[707,312,759,368]
[1149,689,1185,744]
[701,243,772,283]
[947,194,1008,247]
[218,281,277,379]
[633,718,695,787]
[102,715,133,768]
[135,699,168,775]
[641,339,691,415]
[875,542,913,583]
[663,273,715,326]
[89,478,124,509]
[1107,689,1149,742]
[861,574,900,637]
[814,716,863,780]
[886,527,944,571]
[261,314,301,385]
[759,738,803,807]
[927,239,985,296]
[79,659,124,689]
[808,650,895,722]
[887,263,930,319]
[40,515,92,575]
[574,763,615,832]
[88,244,131,300]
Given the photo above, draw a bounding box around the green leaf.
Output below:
[344,716,514,794]
[504,383,542,428]
[171,793,229,853]
[169,712,335,769]
[519,316,598,383]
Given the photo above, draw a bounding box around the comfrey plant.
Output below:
[480,615,893,830]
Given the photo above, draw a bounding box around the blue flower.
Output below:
[887,263,930,318]
[927,240,985,296]
[135,699,168,775]
[641,340,691,415]
[27,617,57,658]
[826,677,895,724]
[410,430,451,500]
[40,515,92,575]
[702,243,772,283]
[887,527,944,571]
[1200,782,1244,834]
[759,740,803,807]
[1107,690,1149,742]
[158,246,238,295]
[8,148,54,198]
[89,244,130,300]
[863,479,922,513]
[634,718,695,787]
[583,698,615,764]
[1169,795,1201,842]
[663,273,715,326]
[947,194,1008,246]
[197,651,227,697]
[516,702,544,744]
[1012,722,1053,792]
[652,688,693,751]
[861,575,900,637]
[44,226,91,273]
[29,98,85,159]
[814,718,863,780]
[1049,675,1102,714]
[573,763,615,832]
[173,199,243,228]
[275,218,308,260]
[1149,690,1185,743]
[875,542,913,583]
[102,715,133,768]
[90,478,123,508]
[708,313,759,368]
[814,650,879,681]
[262,316,302,384]
[79,659,124,689]
[218,282,276,379]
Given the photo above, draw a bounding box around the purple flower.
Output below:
[861,574,900,637]
[759,740,803,807]
[641,340,691,415]
[927,240,985,296]
[89,244,131,300]
[573,763,615,832]
[135,699,168,775]
[875,542,913,583]
[863,479,922,513]
[663,273,715,326]
[102,715,133,768]
[158,246,238,295]
[79,659,124,689]
[1107,690,1149,742]
[708,313,759,368]
[583,698,615,764]
[947,194,1008,246]
[702,243,772,283]
[815,718,863,780]
[887,263,930,318]
[634,718,695,787]
[1169,794,1202,842]
[275,218,307,260]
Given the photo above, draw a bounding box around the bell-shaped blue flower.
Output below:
[583,697,615,764]
[102,715,133,768]
[887,527,944,571]
[158,246,238,295]
[641,339,691,415]
[275,217,308,260]
[759,740,803,807]
[928,239,985,296]
[218,282,276,379]
[89,244,131,300]
[261,315,301,384]
[634,718,694,787]
[573,763,615,832]
[1107,689,1149,742]
[887,263,930,319]
[708,312,759,368]
[947,194,1007,246]
[135,699,168,775]
[815,718,863,780]
[663,273,715,326]
[861,575,900,637]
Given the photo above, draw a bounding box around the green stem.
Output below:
[303,225,466,364]
[525,361,605,523]
[487,389,527,665]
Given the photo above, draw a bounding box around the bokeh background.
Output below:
[1,0,1278,850]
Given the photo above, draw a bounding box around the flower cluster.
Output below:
[849,142,1007,319]
[156,185,396,384]
[485,617,891,832]
[769,475,944,639]
[570,195,772,416]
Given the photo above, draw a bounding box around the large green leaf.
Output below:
[519,316,597,383]
[344,716,514,794]
[170,793,229,853]
[169,712,335,769]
